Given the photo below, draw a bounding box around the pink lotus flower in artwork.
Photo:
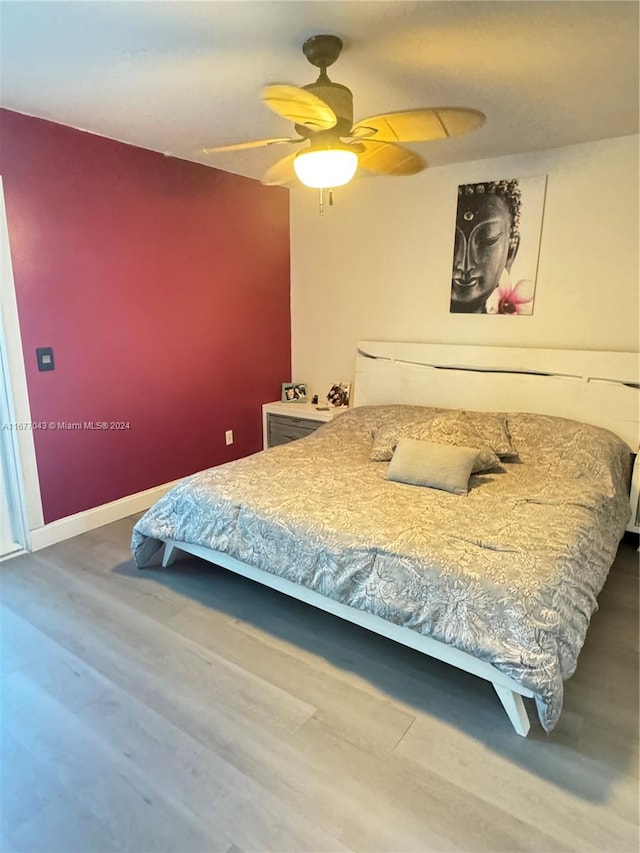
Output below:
[487,278,535,315]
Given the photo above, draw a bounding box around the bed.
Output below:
[132,342,639,736]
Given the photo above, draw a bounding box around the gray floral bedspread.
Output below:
[131,406,632,731]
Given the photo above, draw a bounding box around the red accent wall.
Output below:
[1,109,291,523]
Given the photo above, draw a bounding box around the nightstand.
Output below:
[262,401,345,449]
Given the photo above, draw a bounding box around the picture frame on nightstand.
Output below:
[281,382,307,403]
[327,382,351,408]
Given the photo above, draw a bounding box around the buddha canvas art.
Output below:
[450,176,547,315]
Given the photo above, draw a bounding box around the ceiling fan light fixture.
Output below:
[293,147,358,188]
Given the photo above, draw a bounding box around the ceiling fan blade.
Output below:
[202,137,303,154]
[357,141,427,176]
[261,152,300,186]
[262,84,337,130]
[352,108,485,143]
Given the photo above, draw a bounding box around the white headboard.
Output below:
[354,341,640,450]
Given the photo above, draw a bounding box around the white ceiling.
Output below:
[1,1,638,181]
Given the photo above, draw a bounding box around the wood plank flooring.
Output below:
[1,516,638,852]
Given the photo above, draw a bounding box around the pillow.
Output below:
[371,410,501,473]
[465,411,518,459]
[385,439,479,495]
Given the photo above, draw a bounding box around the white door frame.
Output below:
[0,328,28,553]
[0,176,44,543]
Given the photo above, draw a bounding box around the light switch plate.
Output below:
[36,347,55,371]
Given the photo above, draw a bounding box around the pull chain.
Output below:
[318,188,335,215]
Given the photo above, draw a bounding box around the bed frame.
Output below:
[156,342,640,736]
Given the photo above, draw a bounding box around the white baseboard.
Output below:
[28,479,180,552]
[0,547,27,564]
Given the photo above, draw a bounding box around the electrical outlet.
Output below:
[225,430,233,446]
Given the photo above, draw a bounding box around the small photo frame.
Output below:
[326,382,351,408]
[282,382,307,403]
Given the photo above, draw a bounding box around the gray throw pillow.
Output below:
[385,438,480,495]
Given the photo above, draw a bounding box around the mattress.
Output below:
[131,406,631,730]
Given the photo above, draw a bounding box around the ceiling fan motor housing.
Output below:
[297,79,354,137]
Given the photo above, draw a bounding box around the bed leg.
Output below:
[493,685,530,737]
[162,542,179,568]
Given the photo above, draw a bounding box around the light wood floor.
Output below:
[1,517,638,853]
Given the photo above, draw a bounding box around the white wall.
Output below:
[290,135,639,398]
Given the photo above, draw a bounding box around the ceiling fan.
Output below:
[202,34,485,196]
